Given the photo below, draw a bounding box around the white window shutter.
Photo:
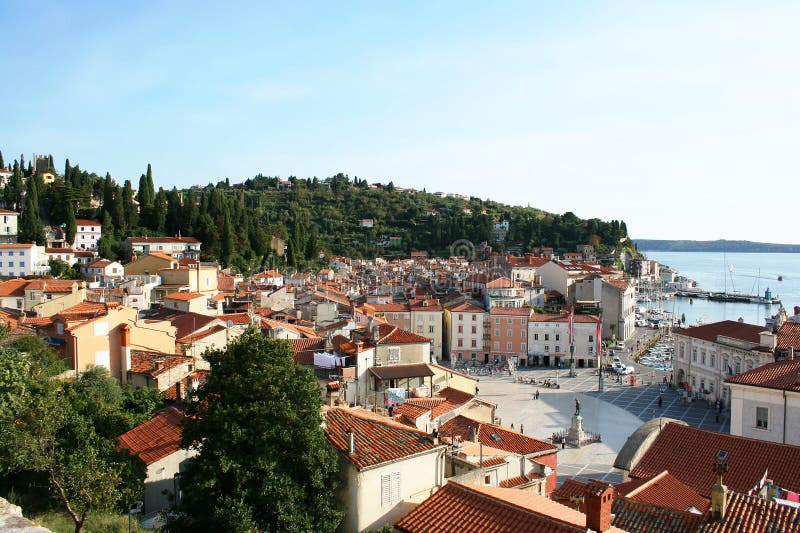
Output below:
[391,471,401,504]
[381,474,391,507]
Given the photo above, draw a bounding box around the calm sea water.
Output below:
[639,251,800,327]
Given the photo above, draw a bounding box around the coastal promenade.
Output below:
[476,366,730,485]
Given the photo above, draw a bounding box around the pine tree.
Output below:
[0,150,4,169]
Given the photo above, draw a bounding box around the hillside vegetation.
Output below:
[0,150,634,273]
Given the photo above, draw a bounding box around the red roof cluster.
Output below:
[676,320,768,346]
[117,407,185,465]
[325,408,441,470]
[777,322,800,351]
[630,422,800,497]
[438,415,557,456]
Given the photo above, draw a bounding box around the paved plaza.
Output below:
[475,365,730,486]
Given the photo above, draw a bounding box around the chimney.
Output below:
[472,427,479,443]
[584,482,614,532]
[346,429,356,455]
[154,360,165,371]
[120,325,131,383]
[759,332,776,350]
[431,428,439,445]
[711,450,729,521]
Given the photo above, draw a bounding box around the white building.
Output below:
[726,358,800,446]
[124,236,202,260]
[0,243,48,277]
[528,313,601,368]
[74,219,102,251]
[672,320,777,407]
[44,247,78,266]
[0,210,18,243]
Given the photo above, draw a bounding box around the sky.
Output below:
[1,1,799,244]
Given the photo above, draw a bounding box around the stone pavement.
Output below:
[475,366,730,486]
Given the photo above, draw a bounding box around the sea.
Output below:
[639,251,800,327]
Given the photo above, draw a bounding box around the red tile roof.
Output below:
[446,302,487,314]
[24,279,81,293]
[699,491,800,532]
[777,322,800,351]
[129,351,192,378]
[0,243,35,249]
[530,313,600,324]
[324,407,441,470]
[375,323,431,345]
[438,415,558,456]
[117,407,185,465]
[286,337,327,365]
[490,307,532,317]
[75,219,101,226]
[725,357,800,392]
[611,498,705,533]
[616,470,709,513]
[164,291,205,301]
[0,278,29,297]
[393,402,431,423]
[552,478,591,502]
[126,236,200,244]
[394,481,626,533]
[629,422,800,497]
[675,320,769,346]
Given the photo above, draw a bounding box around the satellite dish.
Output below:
[226,320,234,328]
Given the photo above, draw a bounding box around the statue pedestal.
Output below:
[567,415,586,444]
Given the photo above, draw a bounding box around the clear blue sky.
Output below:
[2,1,798,243]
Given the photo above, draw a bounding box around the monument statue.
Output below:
[575,398,581,417]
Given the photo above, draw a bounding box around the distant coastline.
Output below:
[633,239,800,253]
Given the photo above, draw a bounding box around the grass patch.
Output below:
[30,511,152,533]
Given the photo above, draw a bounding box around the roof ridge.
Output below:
[625,469,670,497]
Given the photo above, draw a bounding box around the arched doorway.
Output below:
[677,368,685,387]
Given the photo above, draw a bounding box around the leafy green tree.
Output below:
[0,347,143,533]
[167,330,343,532]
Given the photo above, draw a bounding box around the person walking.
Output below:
[658,395,663,408]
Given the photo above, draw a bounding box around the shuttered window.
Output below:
[380,471,401,507]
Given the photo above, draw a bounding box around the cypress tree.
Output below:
[151,188,167,233]
[112,185,125,236]
[145,164,155,203]
[65,200,77,246]
[221,212,234,266]
[64,159,71,186]
[19,176,45,245]
[0,150,4,169]
[123,180,138,229]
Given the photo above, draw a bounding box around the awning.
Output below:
[369,363,435,380]
[46,337,66,346]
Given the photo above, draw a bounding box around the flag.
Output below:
[727,364,734,376]
[596,316,602,354]
[568,306,574,345]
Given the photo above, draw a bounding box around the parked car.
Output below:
[621,365,635,375]
[612,356,622,364]
[616,341,626,350]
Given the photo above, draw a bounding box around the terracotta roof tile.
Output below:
[725,357,800,392]
[129,351,192,378]
[490,307,532,317]
[611,498,705,533]
[530,313,600,324]
[117,407,184,465]
[439,415,558,456]
[0,278,29,297]
[324,407,441,470]
[376,323,431,345]
[699,491,800,532]
[676,320,769,346]
[616,470,709,513]
[777,322,800,351]
[395,481,626,533]
[164,292,205,301]
[629,422,800,497]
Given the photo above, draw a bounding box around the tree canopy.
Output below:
[167,329,343,532]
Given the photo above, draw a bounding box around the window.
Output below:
[544,345,550,352]
[484,475,491,485]
[17,251,23,256]
[710,354,716,367]
[507,318,512,324]
[19,261,24,267]
[495,318,500,324]
[507,329,512,337]
[471,339,477,348]
[94,350,110,368]
[555,334,560,341]
[702,351,706,365]
[544,334,549,341]
[588,346,594,354]
[494,329,500,336]
[692,348,697,362]
[589,335,593,342]
[457,353,463,361]
[458,325,463,333]
[458,339,463,347]
[56,323,64,334]
[521,330,526,338]
[507,342,512,350]
[458,314,463,320]
[471,353,477,361]
[555,346,560,353]
[8,261,13,267]
[471,326,476,334]
[416,326,423,333]
[493,341,499,349]
[472,314,476,321]
[380,472,401,507]
[756,407,769,429]
[521,342,526,351]
[387,347,400,363]
[534,333,538,341]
